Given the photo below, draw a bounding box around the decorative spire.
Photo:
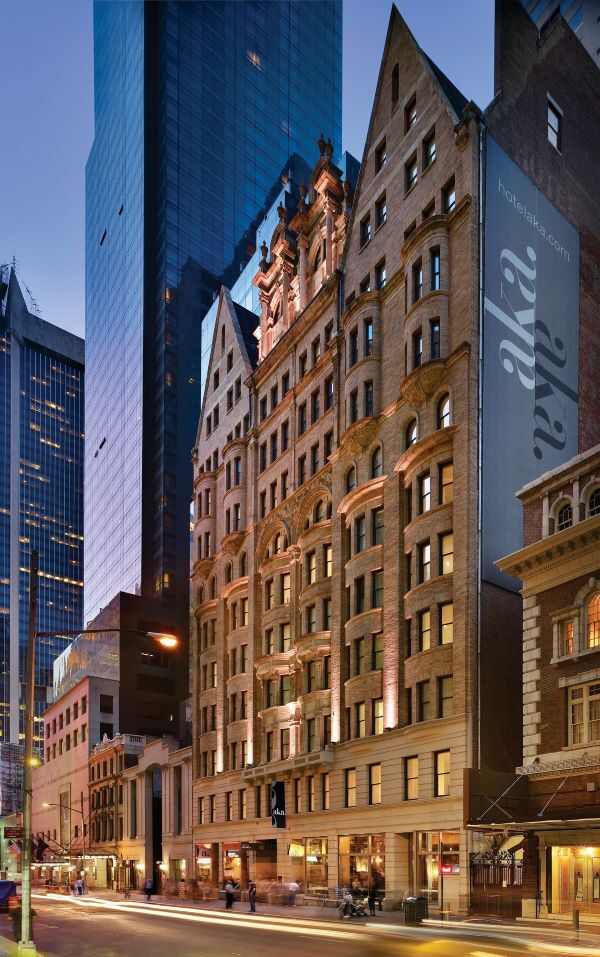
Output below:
[259,241,268,270]
[277,202,288,224]
[317,133,327,156]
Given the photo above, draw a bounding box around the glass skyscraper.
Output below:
[84,1,342,631]
[0,269,84,789]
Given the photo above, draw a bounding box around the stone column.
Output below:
[325,204,334,276]
[542,494,549,537]
[298,236,308,310]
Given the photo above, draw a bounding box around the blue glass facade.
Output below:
[0,271,84,755]
[85,1,342,628]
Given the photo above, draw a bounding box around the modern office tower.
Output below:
[84,1,342,641]
[0,269,84,804]
[190,4,598,914]
[520,0,600,66]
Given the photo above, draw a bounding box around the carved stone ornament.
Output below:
[340,418,379,457]
[221,531,246,556]
[401,359,446,405]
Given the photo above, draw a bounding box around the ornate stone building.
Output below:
[190,3,599,913]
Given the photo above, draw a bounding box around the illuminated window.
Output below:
[435,750,451,796]
[569,682,600,745]
[440,603,454,645]
[405,756,419,800]
[369,763,382,804]
[587,593,600,649]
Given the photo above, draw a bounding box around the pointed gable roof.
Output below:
[342,4,469,261]
[195,287,259,448]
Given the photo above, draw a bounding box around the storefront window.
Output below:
[553,846,600,915]
[416,831,459,904]
[196,842,216,886]
[223,843,242,884]
[305,838,328,894]
[339,834,385,896]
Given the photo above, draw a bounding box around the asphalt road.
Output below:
[1,897,599,957]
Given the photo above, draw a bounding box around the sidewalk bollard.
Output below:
[572,906,580,942]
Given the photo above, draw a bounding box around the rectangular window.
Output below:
[413,261,423,303]
[324,543,333,577]
[372,632,384,670]
[298,403,307,435]
[307,717,317,752]
[405,95,417,132]
[435,750,451,796]
[227,387,233,411]
[355,515,366,553]
[281,572,291,604]
[299,352,307,378]
[349,389,359,424]
[369,763,382,804]
[281,419,289,451]
[363,318,374,358]
[359,275,371,295]
[440,532,454,575]
[356,637,366,675]
[280,728,290,759]
[439,462,453,504]
[364,380,374,417]
[270,432,278,463]
[417,680,431,722]
[418,541,431,583]
[294,778,302,813]
[298,455,307,487]
[266,731,274,762]
[235,376,242,401]
[281,470,288,500]
[311,443,319,475]
[438,675,453,717]
[405,756,419,800]
[345,768,357,807]
[259,443,267,472]
[372,507,384,545]
[323,597,332,630]
[547,98,562,151]
[569,682,600,745]
[430,248,440,291]
[360,214,371,248]
[423,130,436,167]
[226,791,233,821]
[324,374,334,410]
[259,396,267,422]
[306,604,316,634]
[440,602,454,645]
[375,138,387,172]
[413,330,423,368]
[375,193,387,228]
[372,569,384,608]
[442,177,456,213]
[324,430,334,460]
[430,319,441,360]
[282,371,290,396]
[306,550,317,585]
[325,321,333,345]
[418,473,430,513]
[418,609,431,652]
[355,576,365,615]
[311,389,320,424]
[265,579,274,610]
[561,619,574,656]
[375,260,387,290]
[405,156,418,192]
[322,772,330,810]
[307,775,315,812]
[349,328,359,367]
[239,789,247,820]
[373,697,384,735]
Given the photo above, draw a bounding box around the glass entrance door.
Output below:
[554,848,600,914]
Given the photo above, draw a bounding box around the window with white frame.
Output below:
[569,681,600,746]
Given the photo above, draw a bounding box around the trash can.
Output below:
[403,895,429,923]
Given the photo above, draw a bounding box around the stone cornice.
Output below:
[497,515,600,589]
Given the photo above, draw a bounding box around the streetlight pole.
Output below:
[81,791,86,894]
[20,549,38,955]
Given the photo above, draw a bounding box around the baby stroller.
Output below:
[339,893,367,919]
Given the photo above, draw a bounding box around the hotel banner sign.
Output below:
[482,137,579,588]
[271,781,286,829]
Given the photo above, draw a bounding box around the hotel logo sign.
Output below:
[482,137,579,587]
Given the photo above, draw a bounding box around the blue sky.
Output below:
[1,0,494,338]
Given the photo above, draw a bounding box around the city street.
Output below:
[0,896,600,957]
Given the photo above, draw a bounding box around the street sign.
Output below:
[4,827,23,839]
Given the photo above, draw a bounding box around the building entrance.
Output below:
[554,847,600,915]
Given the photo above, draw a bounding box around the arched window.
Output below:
[557,503,572,531]
[240,552,247,577]
[371,446,383,478]
[225,562,232,584]
[589,488,600,517]
[587,593,600,649]
[314,500,325,523]
[346,465,357,493]
[405,418,418,448]
[209,577,217,600]
[273,533,284,555]
[312,244,322,274]
[437,394,451,429]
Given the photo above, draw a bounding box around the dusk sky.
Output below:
[1,0,494,338]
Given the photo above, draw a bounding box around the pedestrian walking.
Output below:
[248,880,257,913]
[76,876,83,896]
[367,883,376,917]
[224,880,234,909]
[144,877,153,902]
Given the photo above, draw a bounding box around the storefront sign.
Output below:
[482,136,579,588]
[3,828,23,839]
[288,842,304,857]
[271,781,286,828]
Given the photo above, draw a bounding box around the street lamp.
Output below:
[20,550,178,954]
[41,795,86,892]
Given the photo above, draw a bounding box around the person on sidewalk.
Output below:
[224,880,234,909]
[248,880,257,913]
[367,883,376,917]
[76,876,83,896]
[144,877,153,902]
